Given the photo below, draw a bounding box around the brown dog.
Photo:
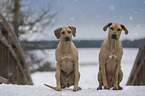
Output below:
[54,26,81,91]
[97,23,128,90]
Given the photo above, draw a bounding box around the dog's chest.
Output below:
[106,53,118,73]
[60,54,74,73]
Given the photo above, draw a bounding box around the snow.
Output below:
[108,5,115,11]
[129,16,133,21]
[69,17,75,21]
[70,17,75,21]
[0,84,145,96]
[0,48,145,96]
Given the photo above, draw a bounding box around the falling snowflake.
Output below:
[130,9,133,11]
[134,11,138,14]
[109,5,115,11]
[96,15,101,18]
[57,0,60,3]
[136,24,141,28]
[129,16,133,20]
[133,32,138,37]
[140,9,143,12]
[69,17,75,21]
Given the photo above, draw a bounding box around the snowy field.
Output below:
[1,48,145,96]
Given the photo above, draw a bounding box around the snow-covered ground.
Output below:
[1,48,145,96]
[0,84,145,96]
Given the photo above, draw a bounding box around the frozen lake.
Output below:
[32,48,138,67]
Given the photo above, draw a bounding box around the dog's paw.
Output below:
[73,87,81,92]
[78,87,82,90]
[97,86,102,90]
[55,87,62,91]
[118,86,123,90]
[113,85,118,90]
[104,85,110,90]
[97,87,102,90]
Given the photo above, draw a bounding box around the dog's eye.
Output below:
[117,29,121,31]
[68,31,71,34]
[110,27,114,30]
[61,32,65,34]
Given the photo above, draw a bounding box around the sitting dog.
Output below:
[54,26,81,91]
[97,23,128,90]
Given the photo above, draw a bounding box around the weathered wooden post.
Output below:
[127,38,145,85]
[0,12,33,85]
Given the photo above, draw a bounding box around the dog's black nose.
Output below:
[65,36,70,41]
[111,32,117,40]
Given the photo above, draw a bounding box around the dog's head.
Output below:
[54,26,76,42]
[103,23,128,40]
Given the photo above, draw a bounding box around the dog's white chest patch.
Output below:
[61,56,71,59]
[109,53,117,59]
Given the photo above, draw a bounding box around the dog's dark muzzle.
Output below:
[64,36,70,41]
[111,32,117,40]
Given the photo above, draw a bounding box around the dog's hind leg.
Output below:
[60,70,67,88]
[68,71,75,86]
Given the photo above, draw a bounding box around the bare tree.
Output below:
[0,0,56,72]
[0,0,56,39]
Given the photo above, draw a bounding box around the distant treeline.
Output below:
[21,38,144,50]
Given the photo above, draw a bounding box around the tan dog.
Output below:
[54,26,81,91]
[97,23,128,90]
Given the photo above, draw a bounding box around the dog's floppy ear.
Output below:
[120,24,128,35]
[103,22,112,31]
[54,27,62,39]
[69,26,76,37]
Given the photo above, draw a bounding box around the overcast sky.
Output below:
[23,0,145,41]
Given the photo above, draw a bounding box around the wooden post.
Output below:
[0,42,3,77]
[127,38,145,85]
[2,30,9,81]
[0,12,33,85]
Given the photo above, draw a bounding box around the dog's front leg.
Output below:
[73,61,81,91]
[113,62,120,90]
[102,61,109,89]
[55,62,61,91]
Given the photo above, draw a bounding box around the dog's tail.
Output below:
[44,84,56,90]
